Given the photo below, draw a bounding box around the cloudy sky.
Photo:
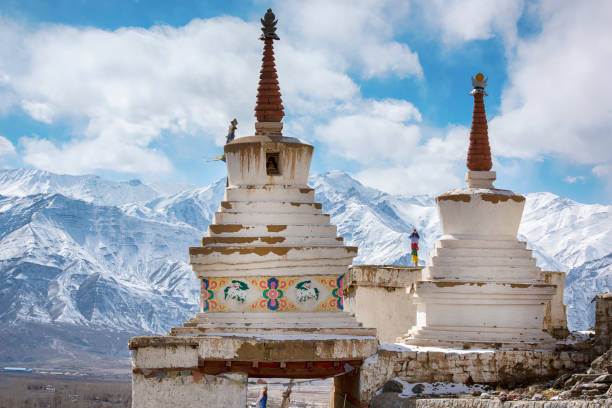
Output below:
[0,0,610,203]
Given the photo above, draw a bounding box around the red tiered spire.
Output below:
[466,73,492,171]
[254,9,284,123]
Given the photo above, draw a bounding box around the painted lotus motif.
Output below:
[332,275,344,310]
[201,278,215,312]
[263,277,283,310]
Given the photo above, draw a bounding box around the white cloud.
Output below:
[314,99,422,163]
[0,135,17,169]
[357,127,469,195]
[417,0,525,46]
[21,101,54,124]
[275,0,422,79]
[564,175,586,184]
[489,0,612,189]
[0,136,16,157]
[315,96,469,195]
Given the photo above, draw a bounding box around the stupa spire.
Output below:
[466,73,492,171]
[254,8,284,136]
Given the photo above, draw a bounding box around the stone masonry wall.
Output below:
[359,347,593,405]
[374,399,608,408]
[594,293,612,355]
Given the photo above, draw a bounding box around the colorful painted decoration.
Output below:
[202,275,344,312]
[296,280,319,302]
[314,275,345,311]
[200,279,215,312]
[331,275,344,310]
[262,277,284,310]
[224,280,249,303]
[410,228,420,266]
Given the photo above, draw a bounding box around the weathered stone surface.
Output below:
[541,271,570,339]
[593,294,612,355]
[132,372,247,408]
[370,399,612,408]
[344,265,423,342]
[358,345,592,405]
[131,334,378,364]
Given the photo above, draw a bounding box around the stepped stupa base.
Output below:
[401,278,557,350]
[171,311,376,337]
[401,326,556,350]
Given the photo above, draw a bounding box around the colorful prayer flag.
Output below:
[409,229,420,266]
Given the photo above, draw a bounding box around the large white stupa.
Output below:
[401,74,556,349]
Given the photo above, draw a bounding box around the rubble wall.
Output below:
[359,347,593,405]
[372,398,609,407]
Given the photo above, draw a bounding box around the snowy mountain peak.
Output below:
[0,168,164,206]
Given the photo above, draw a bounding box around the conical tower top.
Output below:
[254,8,284,136]
[466,73,492,172]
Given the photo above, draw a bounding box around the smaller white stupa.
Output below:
[401,74,556,349]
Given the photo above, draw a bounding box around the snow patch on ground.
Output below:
[379,343,495,354]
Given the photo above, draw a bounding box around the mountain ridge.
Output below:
[0,168,610,365]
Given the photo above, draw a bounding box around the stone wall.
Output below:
[593,293,612,354]
[344,265,423,343]
[358,346,593,405]
[132,371,247,408]
[542,271,569,339]
[371,398,609,408]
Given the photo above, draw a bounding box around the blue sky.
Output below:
[0,0,610,204]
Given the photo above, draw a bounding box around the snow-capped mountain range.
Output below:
[0,168,610,364]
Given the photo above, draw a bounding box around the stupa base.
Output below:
[401,325,556,350]
[171,311,376,337]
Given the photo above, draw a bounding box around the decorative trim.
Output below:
[200,275,345,312]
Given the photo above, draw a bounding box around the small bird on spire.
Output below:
[226,118,237,144]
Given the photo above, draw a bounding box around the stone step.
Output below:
[434,247,533,258]
[183,322,364,329]
[402,326,555,346]
[207,224,338,238]
[224,185,315,203]
[190,245,358,265]
[192,263,350,277]
[189,315,360,324]
[429,254,537,267]
[218,200,323,215]
[213,211,330,226]
[425,265,541,281]
[437,239,527,250]
[195,311,349,319]
[202,235,343,246]
[170,326,377,336]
